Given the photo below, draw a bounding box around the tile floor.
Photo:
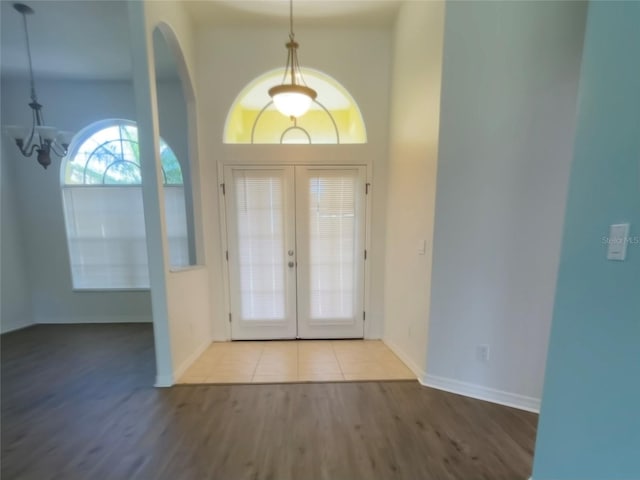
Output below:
[178,340,416,384]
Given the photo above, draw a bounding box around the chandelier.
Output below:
[6,3,73,169]
[268,0,317,119]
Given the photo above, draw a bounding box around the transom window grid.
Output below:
[224,68,367,145]
[63,121,182,186]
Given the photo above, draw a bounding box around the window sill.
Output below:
[169,265,206,274]
[72,288,150,292]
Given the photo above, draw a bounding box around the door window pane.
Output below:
[307,173,357,319]
[234,171,286,320]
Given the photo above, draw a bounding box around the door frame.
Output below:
[217,155,374,340]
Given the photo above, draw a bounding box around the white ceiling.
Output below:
[0,0,401,81]
[186,1,402,27]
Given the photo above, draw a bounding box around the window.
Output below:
[224,68,367,144]
[61,119,189,289]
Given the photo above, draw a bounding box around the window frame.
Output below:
[60,119,187,291]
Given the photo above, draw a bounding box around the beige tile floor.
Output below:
[178,340,415,384]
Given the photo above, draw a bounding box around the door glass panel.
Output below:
[308,173,357,319]
[234,171,285,320]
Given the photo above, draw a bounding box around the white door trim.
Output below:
[218,162,374,340]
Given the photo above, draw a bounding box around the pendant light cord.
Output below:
[21,11,38,103]
[289,0,294,38]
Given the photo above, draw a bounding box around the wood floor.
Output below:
[1,324,538,480]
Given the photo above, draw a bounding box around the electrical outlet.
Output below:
[476,344,490,363]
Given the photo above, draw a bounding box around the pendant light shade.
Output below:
[268,0,317,119]
[268,84,317,118]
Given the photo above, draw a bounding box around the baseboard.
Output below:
[383,338,427,380]
[155,374,174,388]
[0,321,36,334]
[35,315,152,324]
[422,373,540,413]
[172,337,213,382]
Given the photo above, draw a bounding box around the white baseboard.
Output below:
[422,373,540,413]
[0,321,35,334]
[172,337,213,382]
[155,374,174,387]
[35,315,152,324]
[383,338,427,380]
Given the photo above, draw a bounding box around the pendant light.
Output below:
[268,0,317,119]
[5,3,73,169]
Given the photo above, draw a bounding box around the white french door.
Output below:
[224,166,297,339]
[224,165,366,339]
[295,166,366,338]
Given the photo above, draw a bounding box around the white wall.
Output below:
[383,1,445,377]
[0,77,153,325]
[425,1,587,410]
[130,0,215,384]
[197,25,392,340]
[1,139,32,333]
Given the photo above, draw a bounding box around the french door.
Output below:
[224,165,367,339]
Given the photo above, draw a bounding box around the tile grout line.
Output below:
[331,341,347,381]
[249,342,265,383]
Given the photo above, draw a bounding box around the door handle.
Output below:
[288,261,295,268]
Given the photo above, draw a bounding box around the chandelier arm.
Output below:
[291,44,307,87]
[49,142,67,157]
[20,108,39,152]
[282,45,293,85]
[37,106,45,126]
[14,140,29,157]
[289,45,297,85]
[18,142,39,158]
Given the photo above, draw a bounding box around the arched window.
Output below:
[224,68,367,144]
[61,119,189,289]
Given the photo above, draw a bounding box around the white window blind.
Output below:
[234,172,285,320]
[308,173,357,319]
[164,186,189,268]
[63,186,188,289]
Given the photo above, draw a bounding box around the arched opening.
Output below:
[224,68,367,144]
[153,23,201,268]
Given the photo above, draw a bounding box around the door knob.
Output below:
[288,250,294,256]
[288,261,295,268]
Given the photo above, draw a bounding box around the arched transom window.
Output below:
[63,120,183,185]
[61,119,188,289]
[224,68,367,144]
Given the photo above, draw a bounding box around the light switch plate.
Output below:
[607,223,630,261]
